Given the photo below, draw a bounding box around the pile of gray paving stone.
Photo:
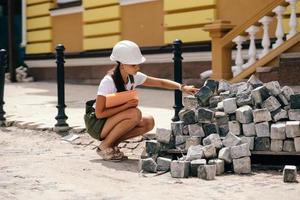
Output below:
[139,75,300,181]
[5,66,34,82]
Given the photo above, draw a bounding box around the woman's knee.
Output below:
[144,116,155,132]
[127,108,142,123]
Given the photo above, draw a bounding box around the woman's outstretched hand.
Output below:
[182,85,199,95]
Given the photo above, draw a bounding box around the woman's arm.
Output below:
[95,95,138,118]
[142,76,199,94]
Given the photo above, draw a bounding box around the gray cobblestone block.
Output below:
[230,82,246,95]
[208,159,225,175]
[183,95,199,109]
[262,96,282,112]
[251,86,270,105]
[139,158,157,173]
[198,164,217,180]
[272,109,288,122]
[188,124,205,137]
[222,132,242,147]
[295,137,300,152]
[203,134,222,149]
[202,144,217,159]
[223,98,237,114]
[231,143,251,159]
[283,140,296,152]
[228,121,242,135]
[170,160,190,178]
[171,121,184,136]
[286,121,300,138]
[233,157,251,174]
[281,86,294,101]
[204,79,218,93]
[216,101,224,111]
[195,86,214,106]
[240,136,254,150]
[290,94,300,109]
[236,93,254,107]
[215,112,229,126]
[182,125,189,135]
[283,165,298,183]
[255,122,270,137]
[247,74,263,88]
[160,141,175,152]
[270,123,286,140]
[265,81,281,96]
[253,108,272,123]
[220,91,231,99]
[157,157,172,171]
[218,147,232,163]
[186,145,204,161]
[277,93,289,106]
[254,137,270,151]
[215,112,229,137]
[145,140,161,155]
[242,123,256,137]
[203,123,219,136]
[209,96,224,108]
[236,83,253,97]
[288,109,300,121]
[179,109,196,124]
[156,128,173,144]
[236,105,253,124]
[179,109,196,125]
[270,139,283,152]
[185,136,202,150]
[197,107,214,123]
[175,135,188,149]
[218,80,231,93]
[219,125,229,137]
[190,159,207,177]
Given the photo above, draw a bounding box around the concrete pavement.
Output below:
[4,82,177,133]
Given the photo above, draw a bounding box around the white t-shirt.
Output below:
[97,72,147,96]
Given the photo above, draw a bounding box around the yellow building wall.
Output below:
[52,13,83,53]
[121,0,164,47]
[25,0,300,54]
[163,0,217,44]
[26,0,54,54]
[82,0,121,50]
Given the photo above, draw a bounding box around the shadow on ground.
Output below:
[89,158,139,173]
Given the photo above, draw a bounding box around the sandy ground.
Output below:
[1,127,300,200]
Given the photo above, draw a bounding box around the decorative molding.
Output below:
[120,0,156,6]
[50,5,83,16]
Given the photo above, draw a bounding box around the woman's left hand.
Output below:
[182,85,199,95]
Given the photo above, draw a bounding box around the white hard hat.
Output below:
[110,40,146,65]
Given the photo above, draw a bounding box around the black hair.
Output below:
[110,62,127,92]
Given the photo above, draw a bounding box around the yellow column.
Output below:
[203,20,235,80]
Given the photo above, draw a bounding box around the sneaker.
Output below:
[113,146,128,160]
[96,147,123,161]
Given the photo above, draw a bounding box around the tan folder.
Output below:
[105,90,139,108]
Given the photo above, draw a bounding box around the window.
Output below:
[56,0,81,8]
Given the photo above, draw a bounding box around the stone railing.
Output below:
[202,0,299,82]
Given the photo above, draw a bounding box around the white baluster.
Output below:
[232,36,247,75]
[272,6,286,48]
[258,16,273,58]
[286,0,298,39]
[245,26,259,68]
